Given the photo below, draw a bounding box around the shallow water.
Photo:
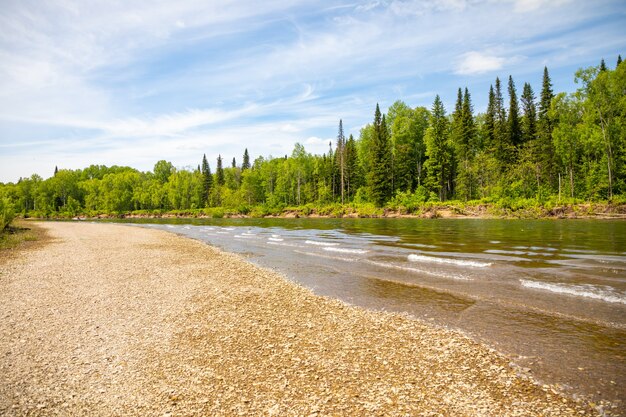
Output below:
[112,218,625,404]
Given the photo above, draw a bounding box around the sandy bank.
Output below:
[0,222,607,416]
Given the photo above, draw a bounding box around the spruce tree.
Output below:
[521,82,537,144]
[484,85,496,150]
[425,95,451,201]
[455,88,476,200]
[536,66,556,192]
[493,77,510,167]
[599,58,607,72]
[216,155,225,186]
[232,157,236,168]
[368,104,392,206]
[507,75,522,149]
[54,166,58,176]
[242,149,250,171]
[336,119,346,204]
[618,55,622,66]
[201,154,212,205]
[345,134,360,200]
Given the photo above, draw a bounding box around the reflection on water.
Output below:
[108,218,626,404]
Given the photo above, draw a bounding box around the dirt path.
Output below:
[0,222,605,416]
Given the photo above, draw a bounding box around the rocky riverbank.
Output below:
[0,222,614,416]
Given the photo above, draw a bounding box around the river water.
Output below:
[116,218,625,404]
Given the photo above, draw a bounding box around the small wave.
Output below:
[408,254,491,268]
[268,237,284,242]
[166,225,176,229]
[305,240,339,247]
[367,260,472,281]
[268,241,300,248]
[294,250,357,262]
[271,234,281,238]
[520,280,626,305]
[323,247,368,254]
[183,226,191,230]
[216,231,229,234]
[222,227,235,231]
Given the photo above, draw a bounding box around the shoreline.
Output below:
[21,202,626,221]
[0,222,616,415]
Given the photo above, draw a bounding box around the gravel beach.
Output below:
[0,222,605,416]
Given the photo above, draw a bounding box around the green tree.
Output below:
[507,75,522,150]
[216,155,225,186]
[154,160,174,184]
[242,149,251,171]
[201,154,212,205]
[368,104,392,206]
[551,93,582,198]
[425,95,452,201]
[521,82,537,144]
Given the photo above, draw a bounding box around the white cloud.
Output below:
[455,51,507,75]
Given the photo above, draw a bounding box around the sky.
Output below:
[1,0,625,183]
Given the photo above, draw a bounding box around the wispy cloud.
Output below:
[1,0,624,181]
[455,51,506,75]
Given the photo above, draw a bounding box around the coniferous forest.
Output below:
[1,59,625,219]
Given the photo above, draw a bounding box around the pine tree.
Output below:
[54,166,58,176]
[425,95,451,201]
[454,88,476,200]
[618,55,622,66]
[536,66,556,193]
[201,154,212,205]
[336,119,346,204]
[484,85,496,150]
[599,58,607,72]
[242,149,251,171]
[493,77,510,167]
[507,75,522,149]
[368,104,392,206]
[521,82,537,143]
[216,155,225,186]
[232,157,236,168]
[345,134,360,200]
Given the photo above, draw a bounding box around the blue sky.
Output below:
[1,0,625,182]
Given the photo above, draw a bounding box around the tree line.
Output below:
[0,58,624,217]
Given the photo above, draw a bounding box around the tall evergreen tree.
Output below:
[493,77,510,167]
[368,104,392,206]
[232,157,236,168]
[336,119,346,204]
[216,155,225,186]
[507,75,522,149]
[54,166,58,176]
[618,55,622,66]
[599,58,607,72]
[536,66,556,192]
[242,149,251,171]
[201,154,212,204]
[454,88,476,200]
[520,82,537,143]
[345,134,360,200]
[484,85,496,150]
[425,95,452,201]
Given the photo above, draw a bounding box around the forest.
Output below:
[1,58,625,221]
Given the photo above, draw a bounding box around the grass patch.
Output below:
[0,220,48,260]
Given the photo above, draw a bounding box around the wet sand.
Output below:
[0,222,614,416]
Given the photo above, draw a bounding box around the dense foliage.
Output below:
[1,60,624,217]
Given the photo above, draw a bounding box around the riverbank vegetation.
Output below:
[1,59,624,219]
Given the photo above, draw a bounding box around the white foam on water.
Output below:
[305,240,339,247]
[216,231,229,234]
[408,254,492,268]
[520,279,626,305]
[366,260,472,281]
[268,237,284,242]
[271,234,281,238]
[294,250,357,262]
[183,226,191,230]
[222,227,235,231]
[234,234,255,239]
[166,225,176,229]
[267,241,300,248]
[323,247,368,255]
[489,240,501,244]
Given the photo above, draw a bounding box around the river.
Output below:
[113,218,625,405]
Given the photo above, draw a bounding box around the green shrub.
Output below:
[1,198,16,230]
